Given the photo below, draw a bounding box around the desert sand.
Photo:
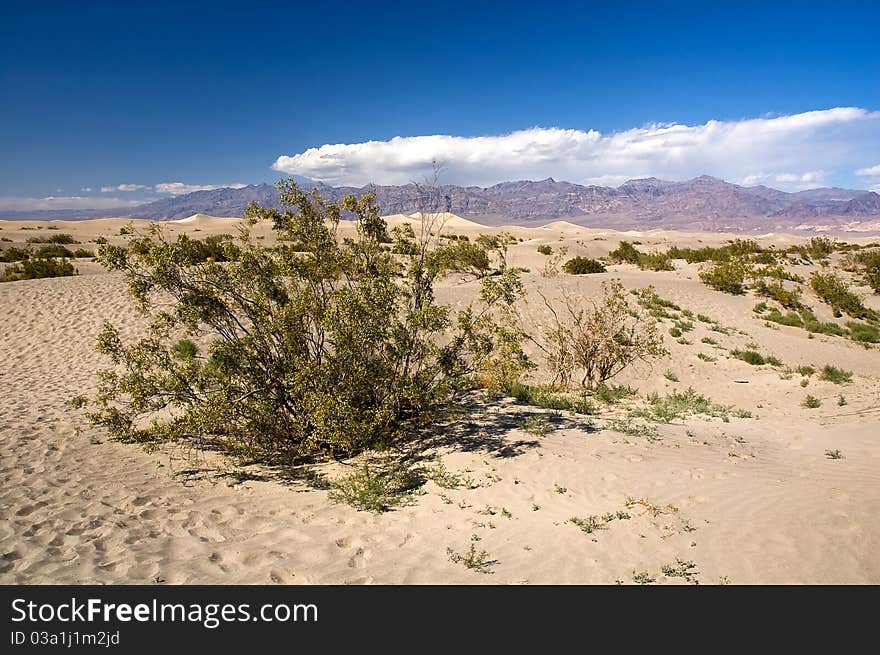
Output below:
[1,214,878,584]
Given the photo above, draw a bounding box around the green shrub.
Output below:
[35,244,74,258]
[818,365,852,384]
[731,349,781,367]
[847,321,880,343]
[430,239,491,277]
[26,232,79,244]
[853,249,880,292]
[802,394,821,408]
[2,257,77,281]
[754,279,803,310]
[631,388,735,422]
[329,462,424,512]
[537,244,553,256]
[504,381,595,414]
[563,257,606,275]
[1,246,32,262]
[810,272,875,320]
[83,181,530,461]
[73,248,95,258]
[699,259,750,294]
[594,384,637,403]
[608,241,641,264]
[638,252,675,271]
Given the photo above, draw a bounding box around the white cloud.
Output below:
[738,170,827,190]
[155,182,248,196]
[100,184,148,193]
[81,187,92,192]
[0,196,142,211]
[856,164,880,177]
[272,107,880,191]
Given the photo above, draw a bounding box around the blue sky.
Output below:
[2,0,879,209]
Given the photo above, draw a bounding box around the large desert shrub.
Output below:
[85,181,529,462]
[531,280,667,389]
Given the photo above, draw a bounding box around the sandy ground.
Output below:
[1,214,878,584]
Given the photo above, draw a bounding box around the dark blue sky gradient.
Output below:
[1,0,879,198]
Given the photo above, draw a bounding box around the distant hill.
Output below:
[4,176,880,233]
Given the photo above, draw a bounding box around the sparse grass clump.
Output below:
[329,462,425,512]
[568,515,606,534]
[504,382,595,414]
[594,383,637,403]
[631,388,739,423]
[521,415,553,437]
[661,558,699,583]
[563,257,606,275]
[802,395,822,408]
[447,541,494,573]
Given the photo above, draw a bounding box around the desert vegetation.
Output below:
[82,181,532,462]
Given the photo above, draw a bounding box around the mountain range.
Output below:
[5,176,880,233]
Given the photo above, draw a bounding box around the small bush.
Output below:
[810,272,875,320]
[563,257,606,275]
[537,244,553,256]
[699,259,750,294]
[26,232,78,244]
[818,365,852,384]
[1,246,32,262]
[853,249,880,293]
[534,280,667,389]
[637,252,675,271]
[608,241,641,264]
[731,349,767,366]
[35,244,74,258]
[2,257,77,282]
[802,395,821,408]
[846,321,880,343]
[754,279,803,310]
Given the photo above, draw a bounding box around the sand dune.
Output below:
[1,218,878,584]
